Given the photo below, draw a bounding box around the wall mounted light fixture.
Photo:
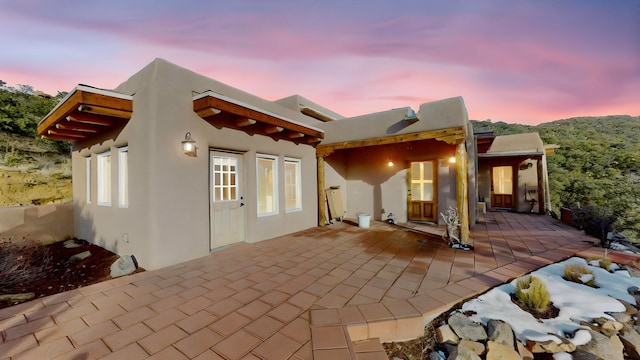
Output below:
[182,132,197,157]
[449,156,456,164]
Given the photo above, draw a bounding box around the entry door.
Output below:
[210,151,245,249]
[491,165,514,209]
[408,161,437,222]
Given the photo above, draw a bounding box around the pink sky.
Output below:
[1,1,638,125]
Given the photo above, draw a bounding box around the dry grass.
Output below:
[563,263,596,286]
[0,237,52,292]
[515,275,550,312]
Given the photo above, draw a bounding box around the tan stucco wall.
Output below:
[0,204,74,243]
[477,159,540,212]
[72,59,318,270]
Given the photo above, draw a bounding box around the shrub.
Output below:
[563,263,596,286]
[515,275,550,311]
[570,205,617,246]
[3,150,24,167]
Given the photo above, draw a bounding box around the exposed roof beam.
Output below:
[55,121,101,133]
[235,117,257,127]
[77,104,131,119]
[67,112,115,126]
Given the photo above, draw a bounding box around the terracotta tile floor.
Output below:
[1,212,635,359]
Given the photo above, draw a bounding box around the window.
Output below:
[118,147,128,208]
[86,157,91,204]
[212,155,238,202]
[97,151,111,206]
[411,161,435,201]
[256,154,278,216]
[284,158,301,212]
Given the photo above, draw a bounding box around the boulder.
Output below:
[594,316,624,333]
[458,339,485,356]
[69,250,91,262]
[486,341,521,360]
[516,341,534,360]
[620,324,640,359]
[448,312,487,342]
[446,343,482,360]
[63,239,81,248]
[110,255,138,278]
[437,324,460,345]
[487,319,515,349]
[527,334,576,353]
[609,311,632,324]
[617,299,639,315]
[575,329,623,360]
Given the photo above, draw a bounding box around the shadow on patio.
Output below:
[0,212,630,359]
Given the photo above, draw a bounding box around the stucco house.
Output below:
[37,58,491,270]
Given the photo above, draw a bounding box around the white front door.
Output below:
[210,151,246,250]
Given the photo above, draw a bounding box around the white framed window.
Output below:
[86,156,91,204]
[97,151,111,206]
[256,154,278,216]
[118,147,128,208]
[284,158,301,212]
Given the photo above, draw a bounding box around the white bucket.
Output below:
[357,214,371,228]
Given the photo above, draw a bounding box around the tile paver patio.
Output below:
[0,211,635,359]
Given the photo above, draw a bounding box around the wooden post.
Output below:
[317,156,327,226]
[456,143,471,245]
[537,159,545,214]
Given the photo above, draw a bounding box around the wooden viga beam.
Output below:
[48,128,87,139]
[67,112,115,126]
[56,121,101,133]
[264,125,284,134]
[196,107,222,118]
[77,104,132,119]
[235,117,257,127]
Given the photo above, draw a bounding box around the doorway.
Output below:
[210,150,246,249]
[408,161,437,222]
[491,165,514,209]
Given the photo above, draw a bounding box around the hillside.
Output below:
[472,115,640,241]
[0,89,72,206]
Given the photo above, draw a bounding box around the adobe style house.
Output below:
[476,132,555,214]
[37,58,492,270]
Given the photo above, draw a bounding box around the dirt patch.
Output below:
[0,239,142,309]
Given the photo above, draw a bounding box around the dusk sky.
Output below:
[1,1,638,125]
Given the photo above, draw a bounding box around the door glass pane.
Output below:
[212,155,239,202]
[411,161,435,201]
[493,166,513,195]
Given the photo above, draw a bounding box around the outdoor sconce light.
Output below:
[182,132,197,157]
[449,156,456,164]
[387,160,394,167]
[519,162,533,170]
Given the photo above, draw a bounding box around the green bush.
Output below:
[515,276,550,311]
[3,150,24,167]
[570,205,617,246]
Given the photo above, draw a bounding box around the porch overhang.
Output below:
[193,91,324,146]
[315,126,466,157]
[37,85,133,143]
[477,151,544,164]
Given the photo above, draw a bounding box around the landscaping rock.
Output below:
[110,255,138,278]
[428,351,446,360]
[458,339,485,356]
[448,312,487,342]
[610,311,632,324]
[575,329,623,360]
[620,324,640,359]
[447,343,482,360]
[526,334,576,354]
[69,250,91,262]
[516,340,534,360]
[486,319,514,349]
[594,316,624,333]
[485,341,520,360]
[618,299,639,315]
[437,324,460,345]
[63,239,81,248]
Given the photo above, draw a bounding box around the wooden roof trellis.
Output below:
[315,126,466,157]
[193,91,324,146]
[37,85,133,143]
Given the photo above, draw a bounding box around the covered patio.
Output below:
[0,212,630,359]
